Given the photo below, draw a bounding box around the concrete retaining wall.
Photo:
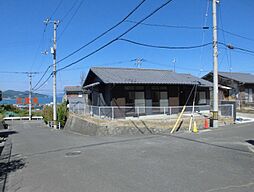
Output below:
[64,113,234,136]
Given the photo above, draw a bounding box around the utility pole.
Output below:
[28,73,32,121]
[27,72,39,121]
[44,19,60,129]
[212,0,219,128]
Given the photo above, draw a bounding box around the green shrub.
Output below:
[57,101,68,127]
[42,105,53,124]
[42,102,68,127]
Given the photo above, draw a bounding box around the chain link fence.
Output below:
[69,103,234,120]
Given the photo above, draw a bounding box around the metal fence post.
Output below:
[137,107,139,117]
[163,107,166,115]
[99,107,101,118]
[91,106,93,116]
[112,107,114,120]
[169,107,172,116]
[231,104,234,118]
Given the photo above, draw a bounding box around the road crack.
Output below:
[205,181,254,192]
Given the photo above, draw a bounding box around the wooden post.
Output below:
[170,105,186,134]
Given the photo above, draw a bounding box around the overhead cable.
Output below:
[56,0,147,64]
[58,0,86,40]
[125,20,209,30]
[56,0,174,73]
[118,38,213,50]
[33,72,53,91]
[32,66,52,90]
[33,0,147,91]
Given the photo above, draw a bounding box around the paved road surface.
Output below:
[1,121,254,192]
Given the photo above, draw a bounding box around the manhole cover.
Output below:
[65,151,81,157]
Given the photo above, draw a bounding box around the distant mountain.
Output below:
[3,90,49,99]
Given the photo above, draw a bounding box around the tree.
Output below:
[42,105,53,124]
[42,102,68,127]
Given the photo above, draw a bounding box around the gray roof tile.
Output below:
[64,86,82,92]
[88,67,212,86]
[219,72,254,84]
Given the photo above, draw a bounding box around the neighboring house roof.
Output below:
[219,72,254,84]
[64,86,82,92]
[203,72,254,84]
[84,67,212,87]
[68,97,84,104]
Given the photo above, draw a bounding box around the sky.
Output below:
[0,0,254,95]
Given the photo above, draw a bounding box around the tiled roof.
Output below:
[86,67,212,86]
[64,86,82,92]
[219,72,254,84]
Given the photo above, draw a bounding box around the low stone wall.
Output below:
[64,112,234,136]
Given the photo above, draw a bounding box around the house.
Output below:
[202,72,254,104]
[64,86,83,98]
[82,67,212,117]
[63,86,87,111]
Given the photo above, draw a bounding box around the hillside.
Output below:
[3,90,49,99]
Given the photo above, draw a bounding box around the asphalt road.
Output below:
[1,120,254,192]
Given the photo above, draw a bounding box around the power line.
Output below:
[124,20,210,30]
[56,0,174,73]
[118,38,213,50]
[32,66,52,90]
[218,3,231,72]
[30,23,48,71]
[60,59,136,72]
[231,46,254,54]
[33,72,53,91]
[34,0,147,91]
[50,0,64,19]
[60,0,79,22]
[30,0,63,71]
[58,0,86,40]
[218,28,254,42]
[219,42,254,54]
[56,0,147,64]
[199,0,210,74]
[143,59,211,72]
[0,71,40,74]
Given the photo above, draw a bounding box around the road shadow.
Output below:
[246,140,254,145]
[0,158,26,192]
[0,158,25,177]
[0,139,26,192]
[0,130,18,138]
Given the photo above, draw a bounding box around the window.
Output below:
[198,91,206,104]
[245,88,253,102]
[152,92,160,106]
[152,91,168,107]
[126,91,135,106]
